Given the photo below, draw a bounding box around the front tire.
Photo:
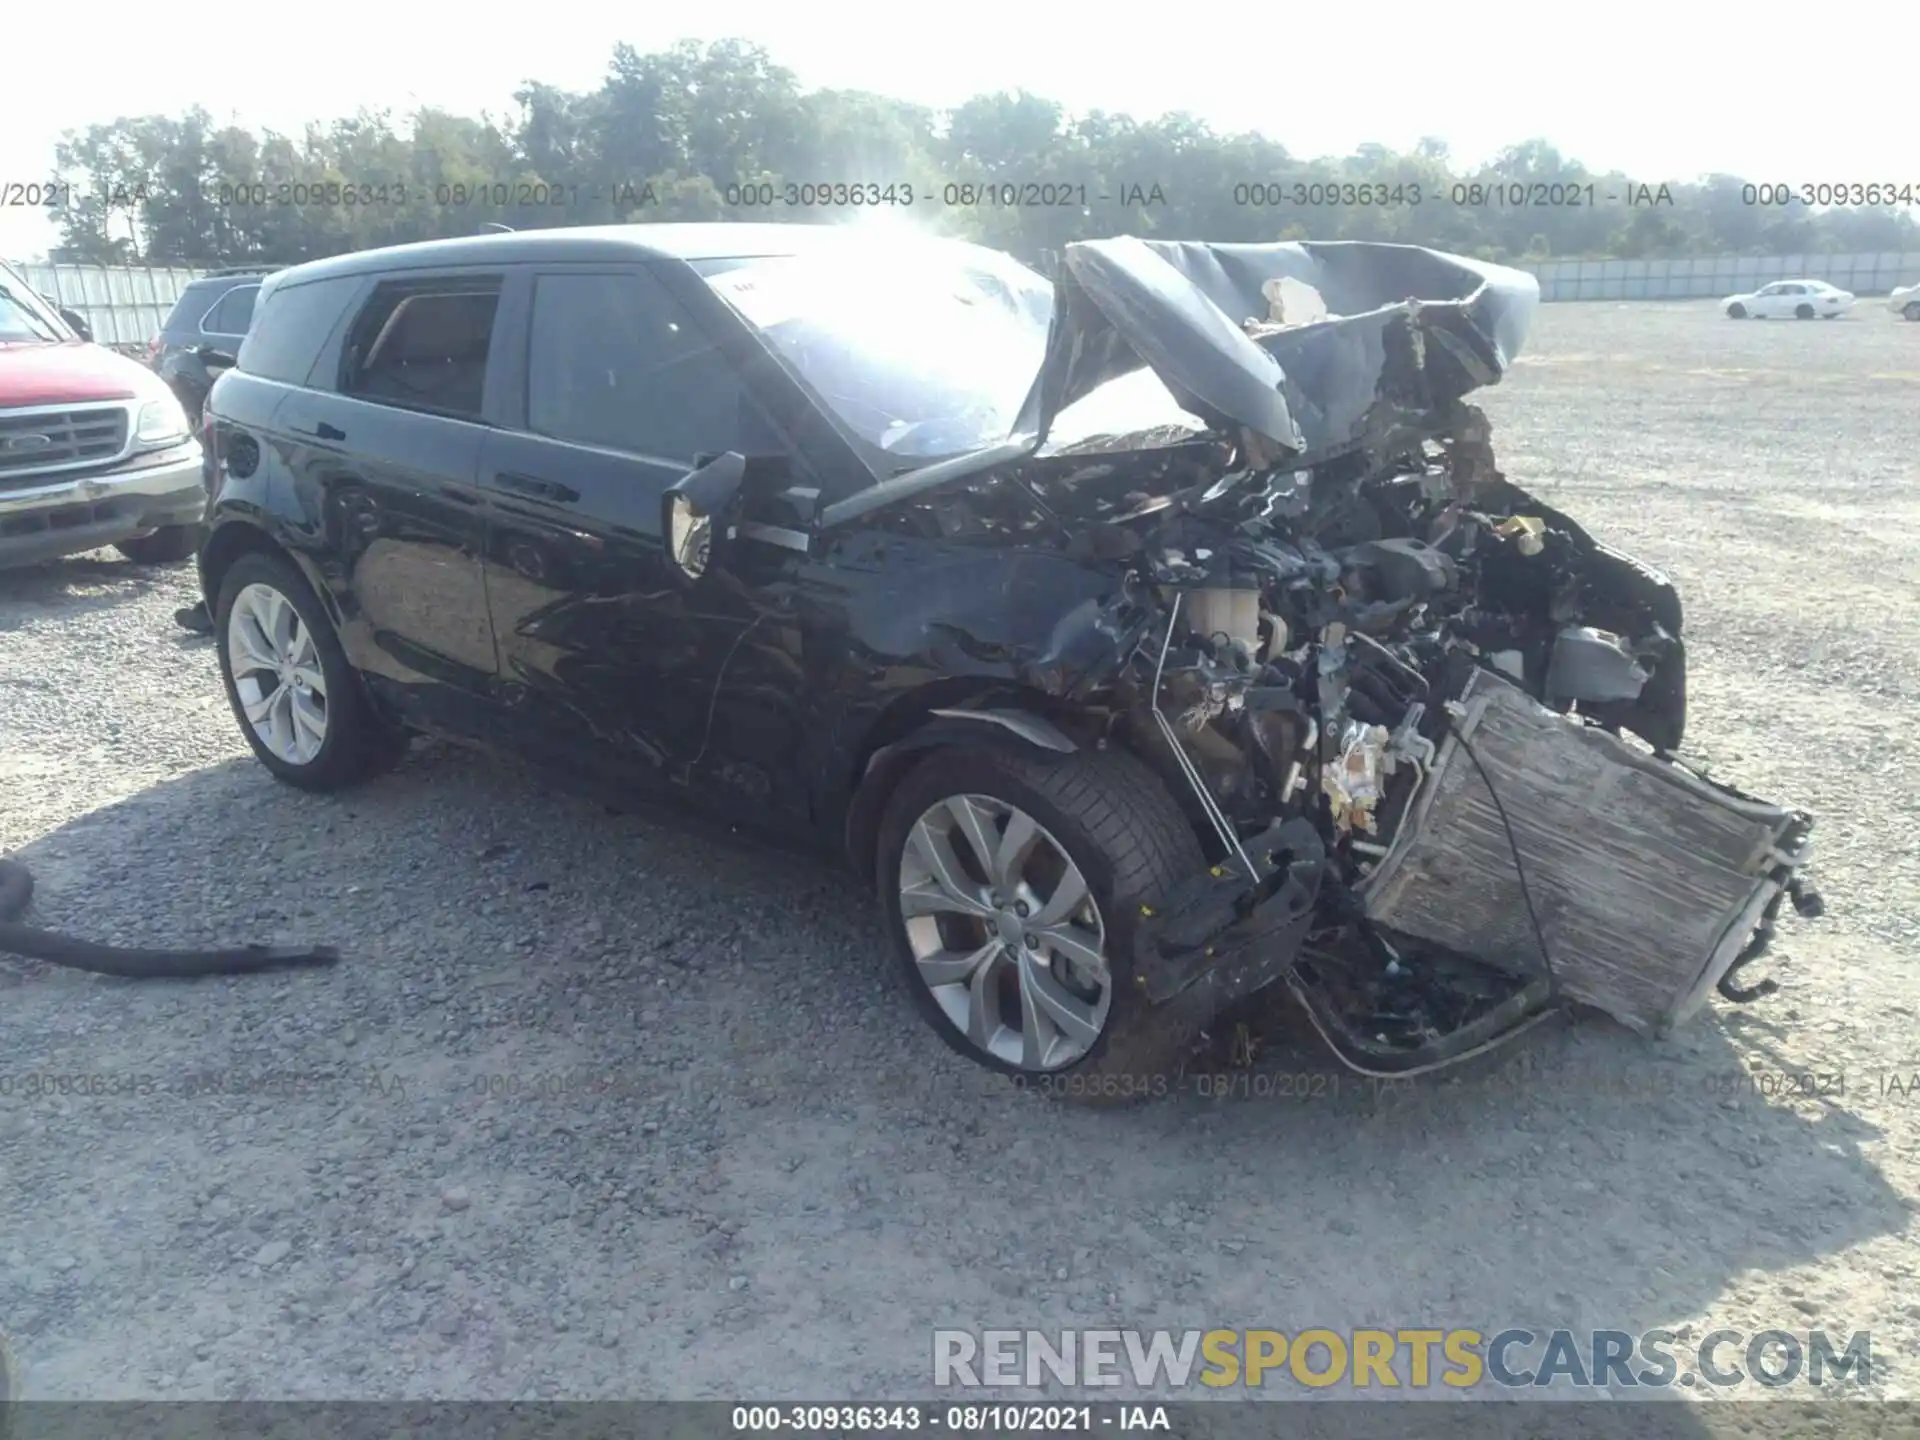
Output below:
[1727,303,1747,319]
[1903,301,1920,322]
[214,551,406,791]
[876,744,1208,1102]
[1795,303,1815,319]
[115,523,202,565]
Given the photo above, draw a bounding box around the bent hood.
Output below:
[1019,237,1539,463]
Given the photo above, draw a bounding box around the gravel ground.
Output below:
[2,299,1917,1414]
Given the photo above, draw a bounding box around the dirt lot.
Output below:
[2,299,1917,1415]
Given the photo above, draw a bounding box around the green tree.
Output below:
[40,41,1920,269]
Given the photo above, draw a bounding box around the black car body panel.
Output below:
[198,223,1819,1075]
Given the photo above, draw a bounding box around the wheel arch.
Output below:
[839,679,1102,891]
[199,518,336,629]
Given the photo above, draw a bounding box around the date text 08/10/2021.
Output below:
[729,1405,1168,1432]
[6,177,1920,212]
[5,1066,1916,1104]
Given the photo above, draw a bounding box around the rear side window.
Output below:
[162,285,214,332]
[237,276,363,385]
[526,270,749,462]
[341,280,502,421]
[203,284,259,336]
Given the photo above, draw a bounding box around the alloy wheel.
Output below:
[897,793,1112,1071]
[226,582,329,765]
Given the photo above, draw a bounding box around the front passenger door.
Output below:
[478,265,813,829]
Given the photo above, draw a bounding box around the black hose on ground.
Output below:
[0,857,340,978]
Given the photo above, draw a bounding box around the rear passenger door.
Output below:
[271,270,509,737]
[476,263,813,827]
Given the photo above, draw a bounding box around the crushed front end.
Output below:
[859,237,1822,1075]
[1026,404,1818,1073]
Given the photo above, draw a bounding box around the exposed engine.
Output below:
[879,400,1820,1074]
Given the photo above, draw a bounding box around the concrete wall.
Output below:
[1030,248,1920,303]
[1521,252,1920,301]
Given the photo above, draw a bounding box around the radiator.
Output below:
[1355,667,1813,1036]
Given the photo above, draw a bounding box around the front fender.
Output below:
[842,707,1079,888]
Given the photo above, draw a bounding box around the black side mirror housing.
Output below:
[662,453,749,585]
[57,306,93,342]
[661,452,798,584]
[196,345,239,369]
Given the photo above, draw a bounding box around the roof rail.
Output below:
[204,264,284,277]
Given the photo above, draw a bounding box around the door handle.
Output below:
[291,420,347,442]
[495,472,580,504]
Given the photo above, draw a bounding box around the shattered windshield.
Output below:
[700,243,1053,470]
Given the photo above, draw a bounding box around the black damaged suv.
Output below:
[196,224,1818,1094]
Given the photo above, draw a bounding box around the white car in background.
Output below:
[1722,279,1855,319]
[1888,282,1920,321]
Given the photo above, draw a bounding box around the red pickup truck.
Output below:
[0,258,207,568]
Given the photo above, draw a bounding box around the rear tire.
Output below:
[876,744,1209,1104]
[214,551,407,792]
[1795,303,1815,319]
[115,523,202,565]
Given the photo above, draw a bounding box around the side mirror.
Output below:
[196,345,239,369]
[57,306,93,342]
[661,452,749,585]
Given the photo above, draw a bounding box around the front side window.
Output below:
[698,241,1053,472]
[526,270,753,463]
[341,280,501,420]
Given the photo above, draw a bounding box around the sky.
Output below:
[3,0,1904,260]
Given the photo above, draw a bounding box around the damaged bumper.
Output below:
[1135,817,1325,1007]
[1049,400,1820,1072]
[1136,656,1821,1068]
